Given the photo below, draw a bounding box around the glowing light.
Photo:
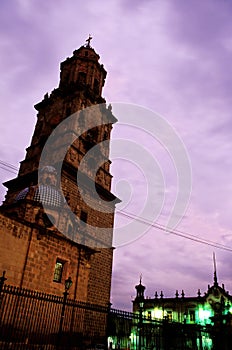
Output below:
[198,307,212,324]
[153,308,163,319]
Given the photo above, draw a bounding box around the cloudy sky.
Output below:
[1,0,232,310]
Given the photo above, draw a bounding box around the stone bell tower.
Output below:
[0,37,119,306]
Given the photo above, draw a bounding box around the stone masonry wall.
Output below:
[0,212,90,301]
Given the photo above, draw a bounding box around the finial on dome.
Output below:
[40,166,58,186]
[85,34,92,48]
[135,275,145,301]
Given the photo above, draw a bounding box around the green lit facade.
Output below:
[131,272,232,350]
[134,284,231,326]
[106,272,232,350]
[106,265,232,350]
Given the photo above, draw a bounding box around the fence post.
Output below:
[0,271,7,294]
[0,271,7,315]
[106,302,112,348]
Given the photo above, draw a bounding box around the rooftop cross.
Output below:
[85,34,92,48]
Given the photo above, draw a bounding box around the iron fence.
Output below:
[107,310,213,350]
[0,272,109,349]
[0,272,215,350]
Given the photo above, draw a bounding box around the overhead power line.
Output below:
[0,160,18,174]
[117,209,232,253]
[0,166,17,174]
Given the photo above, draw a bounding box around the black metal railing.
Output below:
[0,274,108,349]
[0,271,215,350]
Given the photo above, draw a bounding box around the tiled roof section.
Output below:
[15,185,64,208]
[15,187,29,201]
[34,185,64,207]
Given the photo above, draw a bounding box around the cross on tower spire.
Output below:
[85,34,92,48]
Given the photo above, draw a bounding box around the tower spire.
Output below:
[213,252,218,286]
[135,275,145,302]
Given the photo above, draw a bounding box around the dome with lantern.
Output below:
[15,166,64,208]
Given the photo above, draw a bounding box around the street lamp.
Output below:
[64,276,73,292]
[57,277,73,348]
[138,301,144,350]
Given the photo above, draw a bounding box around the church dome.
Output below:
[34,185,64,207]
[15,185,64,208]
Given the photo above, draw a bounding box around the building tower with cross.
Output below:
[0,38,119,309]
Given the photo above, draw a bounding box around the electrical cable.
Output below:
[117,209,232,252]
[0,166,17,174]
[0,160,18,174]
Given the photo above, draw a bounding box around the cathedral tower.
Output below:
[0,38,119,306]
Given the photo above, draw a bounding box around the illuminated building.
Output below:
[132,261,232,350]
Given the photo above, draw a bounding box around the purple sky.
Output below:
[1,0,232,310]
